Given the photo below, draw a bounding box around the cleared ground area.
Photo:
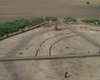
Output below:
[0,0,100,79]
[0,23,100,80]
[0,0,100,21]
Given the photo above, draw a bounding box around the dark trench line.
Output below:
[49,35,78,56]
[35,32,72,56]
[1,54,100,62]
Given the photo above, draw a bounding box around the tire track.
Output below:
[35,32,72,56]
[49,35,78,56]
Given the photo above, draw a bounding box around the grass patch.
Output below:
[64,17,77,24]
[0,17,46,37]
[45,16,58,21]
[82,19,100,26]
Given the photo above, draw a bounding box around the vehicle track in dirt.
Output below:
[35,32,72,56]
[35,25,100,57]
[49,35,78,56]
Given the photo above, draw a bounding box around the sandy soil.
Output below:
[0,0,100,79]
[1,58,100,80]
[71,24,100,45]
[0,23,100,80]
[0,0,100,21]
[75,0,100,5]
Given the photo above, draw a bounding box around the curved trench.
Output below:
[35,32,72,56]
[49,35,78,56]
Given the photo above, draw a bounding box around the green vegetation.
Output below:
[0,18,46,37]
[82,19,100,26]
[64,17,77,24]
[45,16,58,21]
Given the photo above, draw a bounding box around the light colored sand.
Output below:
[1,57,100,80]
[0,23,100,80]
[75,0,100,4]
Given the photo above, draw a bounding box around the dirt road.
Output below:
[0,0,100,21]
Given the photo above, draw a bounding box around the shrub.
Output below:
[86,1,90,5]
[82,19,100,26]
[45,16,58,21]
[64,17,77,24]
[0,17,46,37]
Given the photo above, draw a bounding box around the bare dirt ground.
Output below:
[75,0,100,5]
[0,0,100,80]
[0,22,100,80]
[0,0,100,21]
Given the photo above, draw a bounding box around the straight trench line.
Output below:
[0,54,100,62]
